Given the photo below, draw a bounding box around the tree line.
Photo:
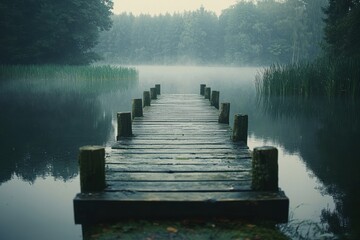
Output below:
[95,0,328,65]
[0,0,113,65]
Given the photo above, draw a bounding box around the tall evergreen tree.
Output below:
[0,0,113,65]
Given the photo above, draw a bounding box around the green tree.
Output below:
[0,0,113,65]
[324,0,360,58]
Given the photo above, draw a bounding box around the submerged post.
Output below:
[155,84,161,95]
[117,112,132,140]
[132,99,143,118]
[204,87,211,100]
[211,91,220,109]
[200,84,206,96]
[218,103,230,124]
[233,114,248,144]
[79,146,105,193]
[252,146,278,191]
[150,87,157,100]
[143,91,151,107]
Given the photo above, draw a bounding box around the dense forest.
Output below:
[95,0,328,65]
[0,0,113,65]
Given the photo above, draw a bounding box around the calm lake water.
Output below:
[0,66,359,239]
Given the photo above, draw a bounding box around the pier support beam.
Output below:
[117,112,132,140]
[79,146,105,193]
[150,87,157,100]
[233,114,248,144]
[252,146,279,191]
[218,103,230,124]
[132,99,143,118]
[143,91,151,107]
[211,91,220,109]
[155,84,161,95]
[204,87,211,100]
[200,84,206,96]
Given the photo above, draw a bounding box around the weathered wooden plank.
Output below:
[106,164,251,173]
[105,181,252,192]
[107,153,250,160]
[74,191,289,223]
[105,172,251,181]
[73,93,289,225]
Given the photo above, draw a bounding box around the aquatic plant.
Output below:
[0,65,138,95]
[255,58,360,99]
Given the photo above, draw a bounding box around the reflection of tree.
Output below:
[0,91,112,184]
[256,97,360,238]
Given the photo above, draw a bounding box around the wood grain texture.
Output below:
[74,94,289,224]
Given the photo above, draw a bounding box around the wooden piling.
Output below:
[204,87,211,100]
[211,91,220,109]
[155,84,161,95]
[132,99,143,118]
[150,88,157,100]
[143,91,151,107]
[233,114,248,144]
[252,146,279,191]
[218,103,230,124]
[200,84,206,96]
[117,112,132,140]
[79,146,105,193]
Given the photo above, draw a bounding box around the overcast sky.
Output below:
[112,0,239,16]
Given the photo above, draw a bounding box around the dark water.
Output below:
[0,66,359,239]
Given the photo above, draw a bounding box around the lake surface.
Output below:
[0,66,359,239]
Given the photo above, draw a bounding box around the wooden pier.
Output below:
[73,85,289,224]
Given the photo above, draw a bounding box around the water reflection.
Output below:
[257,96,360,238]
[0,66,358,239]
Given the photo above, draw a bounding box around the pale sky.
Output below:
[112,0,239,16]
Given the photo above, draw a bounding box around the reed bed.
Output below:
[0,65,138,95]
[255,58,360,99]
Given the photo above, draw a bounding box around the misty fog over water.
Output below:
[3,65,357,239]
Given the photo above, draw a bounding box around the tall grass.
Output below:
[255,58,360,99]
[0,65,138,95]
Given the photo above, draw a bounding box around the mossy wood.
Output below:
[252,147,279,191]
[74,94,288,224]
[79,146,105,193]
[143,91,151,107]
[233,114,248,144]
[155,84,161,95]
[211,91,220,109]
[132,98,143,118]
[219,103,230,124]
[200,84,206,95]
[204,87,211,100]
[150,87,157,99]
[116,112,132,139]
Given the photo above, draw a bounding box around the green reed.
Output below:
[256,58,360,99]
[0,65,138,95]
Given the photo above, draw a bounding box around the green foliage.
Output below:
[324,0,360,59]
[255,57,360,99]
[95,0,327,65]
[0,0,113,65]
[0,65,138,95]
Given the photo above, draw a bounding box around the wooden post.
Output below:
[150,87,157,100]
[117,112,132,140]
[79,146,105,193]
[233,114,248,144]
[211,91,220,109]
[252,146,278,191]
[132,98,143,118]
[143,91,151,107]
[218,103,230,124]
[155,84,161,95]
[204,87,211,100]
[200,84,206,96]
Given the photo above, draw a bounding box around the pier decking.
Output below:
[73,90,289,224]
